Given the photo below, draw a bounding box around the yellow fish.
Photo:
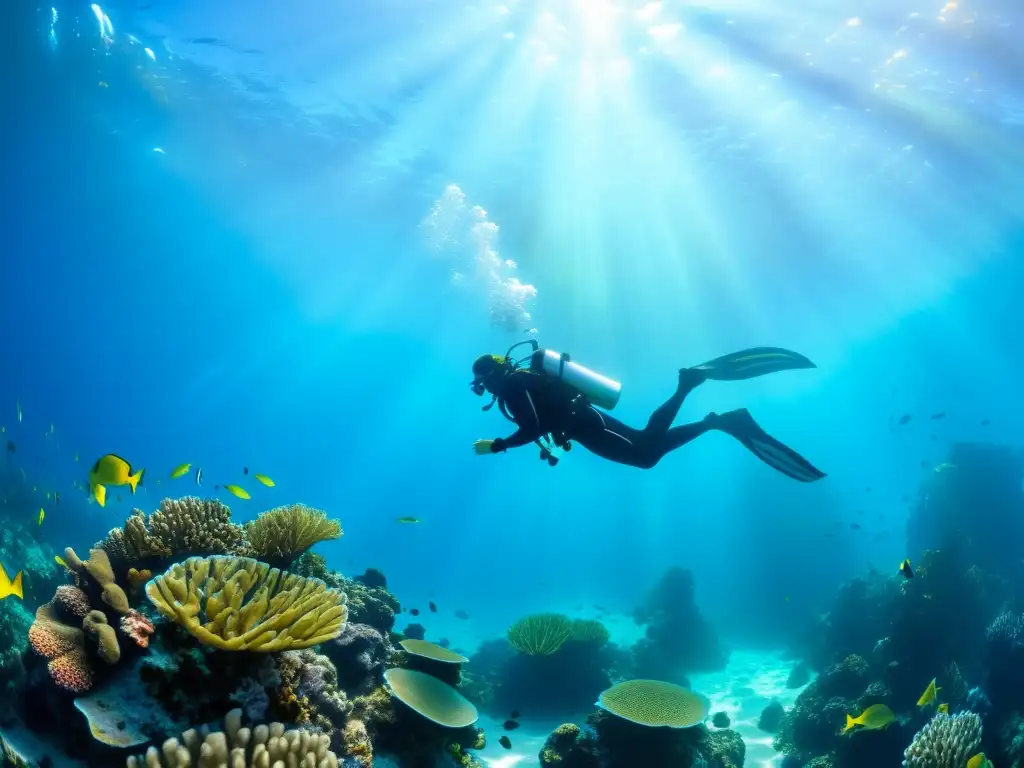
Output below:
[396,516,420,524]
[937,703,949,714]
[223,484,250,500]
[917,678,940,708]
[254,473,275,487]
[0,563,24,600]
[55,555,68,569]
[89,454,144,508]
[842,703,895,734]
[38,508,44,526]
[967,753,993,768]
[169,463,192,479]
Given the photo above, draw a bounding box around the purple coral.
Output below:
[323,622,391,694]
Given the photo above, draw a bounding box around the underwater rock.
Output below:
[323,622,392,694]
[632,567,727,679]
[402,623,427,641]
[354,568,388,590]
[816,655,870,700]
[585,709,735,768]
[711,712,730,729]
[337,577,401,635]
[538,723,600,768]
[786,661,810,689]
[757,701,785,733]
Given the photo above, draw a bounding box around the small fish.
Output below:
[429,601,437,613]
[38,508,44,526]
[55,555,68,569]
[6,440,14,454]
[54,491,59,505]
[498,736,512,750]
[934,463,956,473]
[49,423,54,435]
[396,516,420,524]
[74,452,79,461]
[0,563,23,600]
[937,703,949,714]
[195,467,203,486]
[967,753,994,768]
[89,454,144,508]
[254,473,274,487]
[455,610,470,620]
[899,559,914,579]
[920,459,928,469]
[170,463,191,479]
[223,484,250,500]
[410,608,420,616]
[502,720,519,731]
[981,419,990,426]
[243,466,249,474]
[784,595,791,602]
[917,678,940,708]
[898,414,911,425]
[824,532,835,538]
[901,495,910,503]
[99,80,108,87]
[851,523,862,530]
[510,710,520,719]
[16,400,22,423]
[864,486,871,492]
[842,703,895,733]
[930,412,946,420]
[929,434,937,441]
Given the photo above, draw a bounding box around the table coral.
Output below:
[146,555,347,651]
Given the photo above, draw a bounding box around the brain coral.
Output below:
[145,555,347,651]
[597,680,710,728]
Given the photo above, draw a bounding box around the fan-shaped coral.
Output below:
[902,711,982,767]
[245,504,342,568]
[145,555,347,651]
[125,708,340,767]
[400,639,468,664]
[383,668,479,728]
[507,613,574,656]
[597,680,710,728]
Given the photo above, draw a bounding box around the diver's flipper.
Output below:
[716,409,826,482]
[693,347,815,381]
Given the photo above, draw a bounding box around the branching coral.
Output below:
[902,712,981,767]
[98,498,248,567]
[125,708,340,767]
[245,504,342,568]
[146,555,348,651]
[507,613,574,656]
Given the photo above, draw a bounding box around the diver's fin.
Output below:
[716,409,826,482]
[692,347,816,381]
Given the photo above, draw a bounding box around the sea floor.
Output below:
[470,648,810,768]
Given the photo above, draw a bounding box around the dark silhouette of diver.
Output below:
[469,342,826,482]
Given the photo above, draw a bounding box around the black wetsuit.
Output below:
[489,372,710,469]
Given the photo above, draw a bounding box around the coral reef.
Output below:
[903,711,982,767]
[98,498,248,568]
[758,701,785,733]
[539,723,600,767]
[583,708,743,768]
[145,555,347,651]
[632,567,727,679]
[322,622,393,694]
[125,707,340,767]
[507,613,575,656]
[245,504,342,569]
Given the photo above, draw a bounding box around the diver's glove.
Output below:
[473,439,505,455]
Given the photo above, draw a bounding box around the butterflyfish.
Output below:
[0,563,24,600]
[224,484,250,500]
[917,678,940,707]
[89,454,144,508]
[842,704,895,734]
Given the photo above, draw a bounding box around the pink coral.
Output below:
[54,585,91,618]
[28,604,82,659]
[120,609,155,648]
[47,647,93,693]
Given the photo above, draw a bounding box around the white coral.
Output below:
[903,712,982,768]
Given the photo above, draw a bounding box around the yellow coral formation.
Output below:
[64,547,130,614]
[82,610,120,665]
[145,555,347,651]
[125,708,340,767]
[245,504,342,567]
[507,613,574,656]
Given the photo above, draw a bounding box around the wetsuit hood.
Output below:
[470,354,508,397]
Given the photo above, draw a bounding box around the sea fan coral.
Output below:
[145,555,347,651]
[245,504,342,568]
[902,711,982,767]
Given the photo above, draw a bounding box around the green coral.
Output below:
[702,728,745,768]
[246,504,342,568]
[507,613,574,655]
[539,723,599,767]
[570,619,610,645]
[145,555,347,651]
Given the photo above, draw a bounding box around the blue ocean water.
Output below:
[1,0,1023,764]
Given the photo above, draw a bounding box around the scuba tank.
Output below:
[529,348,622,411]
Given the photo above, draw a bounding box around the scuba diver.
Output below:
[469,341,826,482]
